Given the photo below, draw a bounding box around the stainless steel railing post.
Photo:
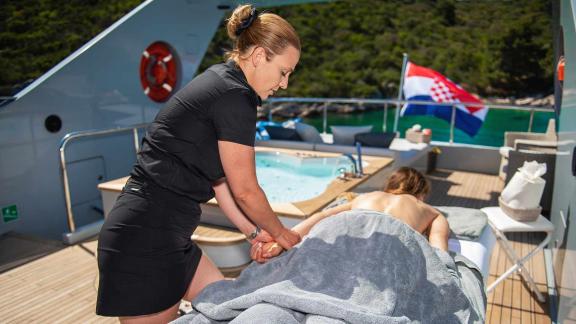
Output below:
[59,123,148,236]
[59,142,75,232]
[450,104,456,144]
[383,103,388,132]
[322,103,328,134]
[528,108,535,132]
[133,128,140,153]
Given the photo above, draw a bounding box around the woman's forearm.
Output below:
[212,179,256,236]
[217,141,291,240]
[232,186,284,237]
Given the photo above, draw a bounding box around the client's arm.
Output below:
[428,214,449,251]
[251,202,353,262]
[291,202,353,237]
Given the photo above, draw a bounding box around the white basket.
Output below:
[499,197,541,222]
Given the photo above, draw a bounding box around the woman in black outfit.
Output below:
[96,5,302,323]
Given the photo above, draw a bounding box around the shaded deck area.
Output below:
[0,169,551,323]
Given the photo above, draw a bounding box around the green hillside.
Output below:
[1,0,553,99]
[0,0,143,96]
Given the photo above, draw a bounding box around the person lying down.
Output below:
[252,167,450,263]
[173,168,486,324]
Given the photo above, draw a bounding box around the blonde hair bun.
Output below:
[224,4,300,62]
[226,4,256,41]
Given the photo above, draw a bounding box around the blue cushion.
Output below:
[295,123,323,143]
[330,125,373,146]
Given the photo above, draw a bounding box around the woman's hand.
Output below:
[250,242,267,263]
[249,241,284,263]
[248,229,273,245]
[273,228,301,250]
[248,229,273,263]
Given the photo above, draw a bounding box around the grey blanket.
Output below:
[174,211,485,324]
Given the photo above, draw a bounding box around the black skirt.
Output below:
[96,178,203,317]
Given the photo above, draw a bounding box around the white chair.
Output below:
[499,118,557,180]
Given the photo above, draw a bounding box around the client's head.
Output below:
[384,167,430,201]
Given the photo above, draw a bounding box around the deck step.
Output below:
[193,224,247,245]
[193,224,251,273]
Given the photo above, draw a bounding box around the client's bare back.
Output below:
[351,192,438,234]
[253,167,450,261]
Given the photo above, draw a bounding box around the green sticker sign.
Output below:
[2,205,19,223]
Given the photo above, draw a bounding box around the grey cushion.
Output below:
[295,123,323,143]
[355,132,396,148]
[434,206,488,241]
[330,125,373,146]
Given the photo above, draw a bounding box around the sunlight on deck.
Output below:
[0,169,551,323]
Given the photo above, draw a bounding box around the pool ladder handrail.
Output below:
[342,143,364,178]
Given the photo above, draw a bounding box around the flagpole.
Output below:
[393,53,408,134]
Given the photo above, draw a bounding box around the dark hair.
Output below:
[384,167,430,198]
[225,4,301,61]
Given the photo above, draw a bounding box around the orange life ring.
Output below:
[139,41,179,102]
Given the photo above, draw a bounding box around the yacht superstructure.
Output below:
[0,0,574,322]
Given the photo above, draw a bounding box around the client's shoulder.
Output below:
[354,191,392,202]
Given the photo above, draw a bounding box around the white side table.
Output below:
[481,206,554,303]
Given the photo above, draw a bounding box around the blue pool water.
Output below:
[255,152,354,203]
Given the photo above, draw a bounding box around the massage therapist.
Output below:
[96,5,301,322]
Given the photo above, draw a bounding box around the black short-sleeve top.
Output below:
[131,61,261,202]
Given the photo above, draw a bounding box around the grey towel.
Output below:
[173,211,484,324]
[435,206,488,241]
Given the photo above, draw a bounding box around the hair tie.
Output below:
[235,8,258,36]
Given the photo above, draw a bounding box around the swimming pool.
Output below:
[255,152,354,203]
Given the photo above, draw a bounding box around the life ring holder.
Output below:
[139,41,179,102]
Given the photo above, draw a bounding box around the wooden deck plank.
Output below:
[0,239,102,323]
[521,232,536,324]
[488,230,506,324]
[0,255,96,313]
[511,235,523,322]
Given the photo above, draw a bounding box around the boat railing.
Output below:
[266,97,554,144]
[59,123,148,244]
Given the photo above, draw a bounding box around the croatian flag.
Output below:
[401,62,488,137]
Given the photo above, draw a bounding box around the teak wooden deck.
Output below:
[0,169,551,323]
[426,169,551,324]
